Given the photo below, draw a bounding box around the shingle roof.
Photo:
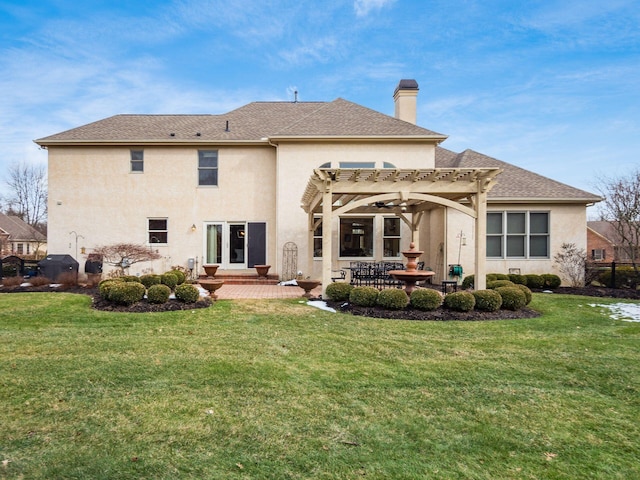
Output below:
[435,147,601,202]
[0,213,46,241]
[588,221,638,245]
[35,98,445,145]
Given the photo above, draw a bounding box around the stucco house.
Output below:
[0,213,47,259]
[35,80,600,291]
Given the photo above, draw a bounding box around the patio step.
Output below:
[198,273,281,285]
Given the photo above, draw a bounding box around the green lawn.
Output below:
[1,292,639,479]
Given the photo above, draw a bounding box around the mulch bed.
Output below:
[0,284,212,313]
[2,283,639,319]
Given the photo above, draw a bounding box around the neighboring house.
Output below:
[588,221,639,263]
[0,213,47,258]
[36,80,601,290]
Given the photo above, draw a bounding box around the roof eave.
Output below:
[34,139,272,147]
[268,135,448,143]
[487,197,603,205]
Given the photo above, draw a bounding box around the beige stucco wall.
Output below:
[447,203,588,285]
[274,141,436,278]
[48,145,277,276]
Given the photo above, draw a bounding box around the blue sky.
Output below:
[1,0,638,210]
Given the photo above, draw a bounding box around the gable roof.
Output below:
[35,98,446,145]
[0,213,46,242]
[436,147,601,203]
[588,220,639,245]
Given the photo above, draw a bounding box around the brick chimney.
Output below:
[393,79,419,124]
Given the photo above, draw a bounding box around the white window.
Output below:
[313,216,322,257]
[198,150,218,186]
[487,211,549,258]
[130,150,144,172]
[148,218,168,244]
[383,217,401,257]
[592,249,605,260]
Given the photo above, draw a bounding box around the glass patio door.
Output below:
[228,223,246,266]
[205,222,246,268]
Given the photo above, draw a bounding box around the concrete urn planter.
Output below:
[203,264,219,277]
[254,265,271,278]
[297,279,321,298]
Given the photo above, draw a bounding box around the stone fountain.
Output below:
[388,242,435,294]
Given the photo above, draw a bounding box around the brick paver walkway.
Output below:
[214,283,322,300]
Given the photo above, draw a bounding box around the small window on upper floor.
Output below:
[383,162,397,168]
[131,150,144,173]
[198,150,218,186]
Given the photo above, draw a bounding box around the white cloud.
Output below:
[354,0,396,17]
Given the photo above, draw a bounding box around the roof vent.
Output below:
[170,132,175,137]
[225,121,230,132]
[196,132,201,137]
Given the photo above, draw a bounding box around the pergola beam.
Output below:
[301,168,502,295]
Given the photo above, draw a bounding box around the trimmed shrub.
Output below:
[140,274,161,289]
[494,273,510,280]
[443,291,476,312]
[596,268,640,289]
[495,286,527,311]
[487,279,515,289]
[120,275,141,282]
[472,289,502,311]
[99,279,123,301]
[2,276,23,287]
[56,271,78,287]
[508,274,528,285]
[147,284,171,304]
[410,288,443,311]
[377,288,409,310]
[541,274,561,289]
[349,286,379,307]
[525,274,545,289]
[109,281,146,306]
[325,282,354,302]
[161,272,179,290]
[29,276,52,287]
[175,283,200,303]
[461,275,474,290]
[515,284,532,305]
[169,269,186,285]
[486,274,499,282]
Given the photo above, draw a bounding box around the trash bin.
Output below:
[38,255,79,282]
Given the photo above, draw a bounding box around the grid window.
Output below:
[383,217,401,257]
[148,218,168,244]
[130,150,144,172]
[313,216,322,257]
[198,150,218,186]
[487,212,549,259]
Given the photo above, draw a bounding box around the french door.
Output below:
[204,222,265,269]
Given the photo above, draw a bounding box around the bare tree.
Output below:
[596,168,640,272]
[5,162,48,231]
[554,242,587,287]
[92,243,162,276]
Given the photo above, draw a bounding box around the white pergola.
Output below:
[300,167,503,293]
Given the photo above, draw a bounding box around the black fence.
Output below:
[588,262,640,289]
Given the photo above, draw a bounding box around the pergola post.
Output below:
[474,187,487,290]
[321,185,333,296]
